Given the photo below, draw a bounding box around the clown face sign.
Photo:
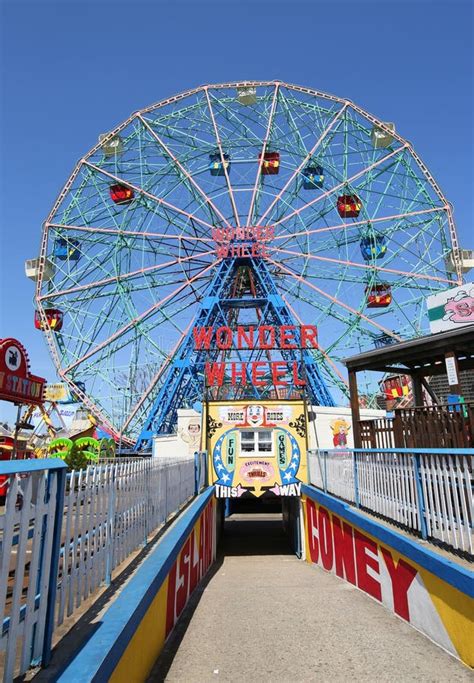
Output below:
[205,400,308,499]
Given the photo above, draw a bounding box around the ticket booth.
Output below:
[204,399,308,500]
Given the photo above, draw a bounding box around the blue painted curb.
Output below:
[56,487,214,682]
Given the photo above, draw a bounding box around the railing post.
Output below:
[194,451,200,494]
[323,450,328,492]
[203,451,208,488]
[42,463,67,667]
[105,465,117,586]
[144,461,151,547]
[353,451,360,508]
[412,453,428,540]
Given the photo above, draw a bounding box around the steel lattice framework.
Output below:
[35,81,462,445]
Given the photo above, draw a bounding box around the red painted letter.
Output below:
[271,361,288,386]
[301,325,318,349]
[237,326,254,350]
[193,327,214,350]
[318,507,334,571]
[279,325,297,349]
[252,361,266,386]
[215,327,232,349]
[306,499,319,563]
[165,561,177,636]
[332,516,356,585]
[292,361,306,386]
[175,538,191,619]
[231,362,247,386]
[381,548,417,621]
[354,530,381,601]
[258,326,275,349]
[189,529,200,594]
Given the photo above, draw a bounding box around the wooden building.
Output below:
[343,326,474,449]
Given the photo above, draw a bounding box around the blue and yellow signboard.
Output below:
[205,400,308,498]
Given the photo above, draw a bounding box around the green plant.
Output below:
[64,441,89,471]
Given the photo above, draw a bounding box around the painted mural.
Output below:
[59,493,217,683]
[177,415,202,455]
[329,417,351,448]
[427,282,474,333]
[303,492,474,667]
[205,400,308,499]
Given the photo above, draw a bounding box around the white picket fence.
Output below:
[308,448,473,556]
[0,455,204,682]
[56,457,195,627]
[0,460,66,683]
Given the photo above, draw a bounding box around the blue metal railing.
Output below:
[308,448,473,556]
[0,454,210,681]
[0,459,67,681]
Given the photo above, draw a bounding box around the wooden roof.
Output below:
[343,326,474,376]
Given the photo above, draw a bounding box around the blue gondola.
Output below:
[360,234,387,260]
[70,381,86,402]
[209,151,231,176]
[54,238,80,261]
[302,164,324,189]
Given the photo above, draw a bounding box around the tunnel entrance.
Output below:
[222,512,293,557]
[219,496,303,557]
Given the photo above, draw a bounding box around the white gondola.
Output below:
[99,133,123,157]
[25,257,54,282]
[445,248,474,274]
[237,86,257,105]
[371,122,395,149]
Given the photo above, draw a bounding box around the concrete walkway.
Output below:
[149,513,472,682]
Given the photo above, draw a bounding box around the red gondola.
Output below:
[366,284,392,308]
[382,375,410,399]
[110,184,134,205]
[34,309,64,332]
[259,151,280,175]
[337,194,362,218]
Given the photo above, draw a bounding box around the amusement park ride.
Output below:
[25,81,469,463]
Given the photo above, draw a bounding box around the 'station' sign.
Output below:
[0,338,46,406]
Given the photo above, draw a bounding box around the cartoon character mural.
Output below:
[178,416,202,454]
[443,287,474,324]
[205,400,308,498]
[427,282,474,333]
[330,417,351,448]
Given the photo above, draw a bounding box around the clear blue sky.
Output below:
[0,0,472,421]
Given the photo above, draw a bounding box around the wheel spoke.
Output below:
[61,261,217,374]
[246,83,281,225]
[83,161,216,232]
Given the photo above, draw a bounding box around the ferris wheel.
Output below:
[31,81,462,443]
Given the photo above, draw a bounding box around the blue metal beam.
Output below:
[134,257,334,450]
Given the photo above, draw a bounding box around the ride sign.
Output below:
[0,338,45,406]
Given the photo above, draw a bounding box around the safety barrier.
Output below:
[0,460,67,683]
[56,488,216,682]
[302,486,474,667]
[56,456,196,628]
[308,448,473,556]
[0,454,206,682]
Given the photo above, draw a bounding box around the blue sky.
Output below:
[0,0,472,421]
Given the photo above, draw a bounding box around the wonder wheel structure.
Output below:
[32,81,463,446]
